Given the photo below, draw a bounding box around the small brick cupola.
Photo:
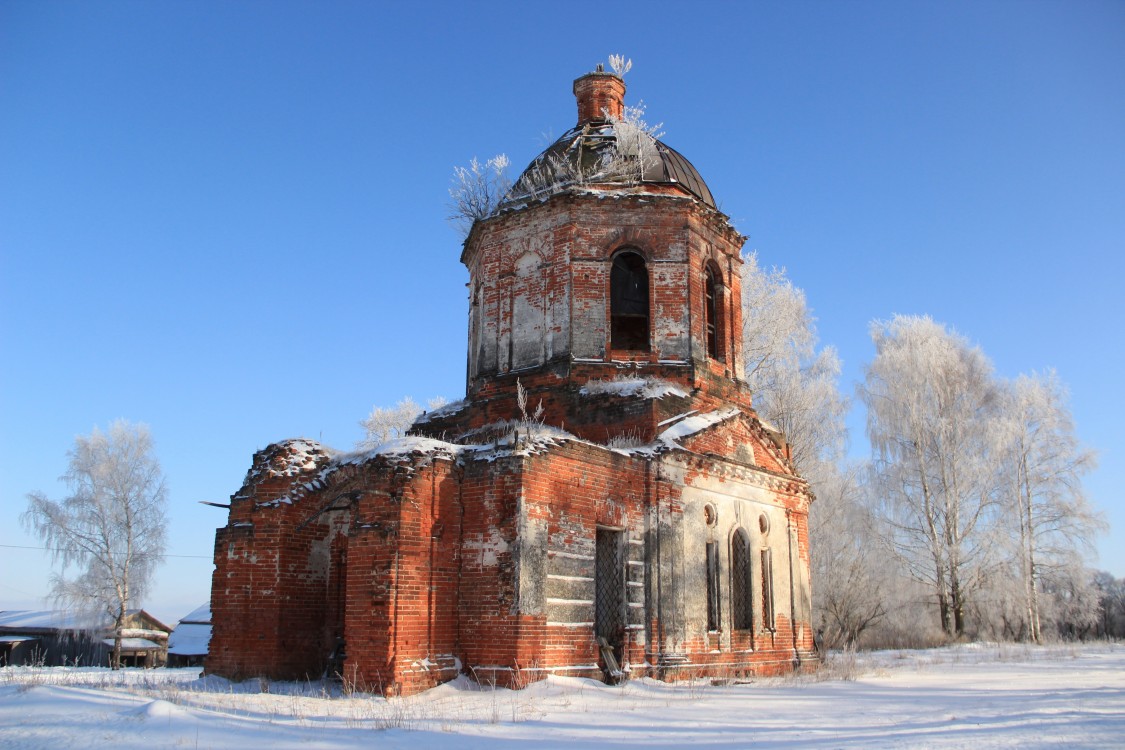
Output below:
[573,65,626,123]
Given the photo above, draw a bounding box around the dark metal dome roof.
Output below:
[503,119,716,209]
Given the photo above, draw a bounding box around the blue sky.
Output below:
[2,0,1122,625]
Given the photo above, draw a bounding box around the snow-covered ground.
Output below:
[1,643,1122,749]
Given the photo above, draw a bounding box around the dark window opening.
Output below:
[705,266,724,361]
[610,251,650,351]
[706,541,721,631]
[761,547,775,630]
[731,529,753,630]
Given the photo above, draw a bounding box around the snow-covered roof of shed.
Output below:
[0,610,110,631]
[168,623,211,656]
[177,603,211,625]
[0,611,95,629]
[101,637,161,651]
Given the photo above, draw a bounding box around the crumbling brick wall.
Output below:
[208,67,820,696]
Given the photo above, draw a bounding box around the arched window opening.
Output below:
[610,251,650,351]
[706,541,721,631]
[704,265,724,361]
[731,528,753,630]
[761,547,775,630]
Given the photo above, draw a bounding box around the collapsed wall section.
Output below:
[208,410,816,693]
[207,440,344,681]
[340,451,463,695]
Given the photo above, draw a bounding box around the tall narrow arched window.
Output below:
[706,541,720,631]
[759,514,775,630]
[704,265,724,361]
[731,528,753,630]
[610,251,650,351]
[761,547,775,630]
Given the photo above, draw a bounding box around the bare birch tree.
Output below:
[22,420,168,668]
[810,463,892,647]
[997,371,1102,641]
[740,252,847,482]
[739,254,883,646]
[1092,571,1125,638]
[860,315,1003,638]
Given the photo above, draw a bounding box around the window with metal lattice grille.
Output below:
[595,528,626,652]
[731,528,753,630]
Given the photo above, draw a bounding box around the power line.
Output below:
[0,580,38,597]
[0,543,211,560]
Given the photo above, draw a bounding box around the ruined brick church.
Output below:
[207,65,816,695]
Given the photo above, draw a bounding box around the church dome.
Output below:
[502,69,716,209]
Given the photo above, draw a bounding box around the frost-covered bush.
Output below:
[357,396,448,450]
[448,154,510,236]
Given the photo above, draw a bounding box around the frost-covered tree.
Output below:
[357,396,447,450]
[1092,571,1125,638]
[447,155,510,237]
[810,463,892,647]
[738,254,871,645]
[740,252,847,483]
[860,315,1003,638]
[996,371,1102,641]
[22,421,168,668]
[1040,565,1103,639]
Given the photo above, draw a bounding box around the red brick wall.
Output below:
[208,429,817,694]
[573,72,626,123]
[463,191,745,404]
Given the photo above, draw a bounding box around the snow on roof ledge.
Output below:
[338,436,473,464]
[256,436,472,507]
[656,408,741,450]
[254,424,595,509]
[413,399,468,424]
[579,376,688,400]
